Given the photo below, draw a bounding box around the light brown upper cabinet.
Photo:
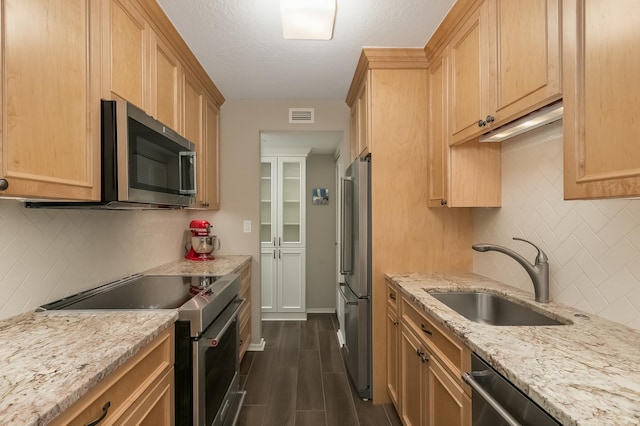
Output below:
[105,0,149,110]
[349,71,371,160]
[203,99,220,210]
[427,43,501,207]
[183,71,206,207]
[0,0,102,201]
[149,31,182,131]
[448,0,562,145]
[563,0,640,199]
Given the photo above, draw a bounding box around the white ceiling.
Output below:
[156,0,456,101]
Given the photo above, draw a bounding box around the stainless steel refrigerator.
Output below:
[339,156,371,400]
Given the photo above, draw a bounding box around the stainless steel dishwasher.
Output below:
[463,353,561,426]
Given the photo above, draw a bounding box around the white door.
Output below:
[260,249,277,312]
[278,248,305,312]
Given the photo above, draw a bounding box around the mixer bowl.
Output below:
[191,236,215,254]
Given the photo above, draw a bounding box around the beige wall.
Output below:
[306,154,337,311]
[218,99,350,345]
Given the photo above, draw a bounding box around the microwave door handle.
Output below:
[179,151,197,195]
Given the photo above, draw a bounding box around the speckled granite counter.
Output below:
[387,272,640,426]
[0,310,177,426]
[144,254,251,276]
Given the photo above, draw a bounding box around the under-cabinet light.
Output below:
[479,102,563,142]
[280,0,336,40]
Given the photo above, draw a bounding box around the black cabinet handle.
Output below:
[85,401,110,426]
[440,199,447,206]
[389,293,396,300]
[486,115,495,124]
[420,324,433,336]
[477,119,486,128]
[0,179,8,191]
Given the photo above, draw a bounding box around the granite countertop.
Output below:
[387,272,640,426]
[0,310,177,426]
[144,254,251,276]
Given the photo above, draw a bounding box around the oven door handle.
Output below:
[462,372,522,426]
[201,298,246,348]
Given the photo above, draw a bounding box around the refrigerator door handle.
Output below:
[340,176,353,275]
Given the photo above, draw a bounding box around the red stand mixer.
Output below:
[185,219,220,261]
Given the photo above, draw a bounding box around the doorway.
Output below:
[259,130,342,319]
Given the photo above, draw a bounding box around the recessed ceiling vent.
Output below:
[289,108,315,124]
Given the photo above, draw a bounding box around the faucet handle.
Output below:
[513,237,548,263]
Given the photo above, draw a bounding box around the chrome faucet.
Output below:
[472,237,550,303]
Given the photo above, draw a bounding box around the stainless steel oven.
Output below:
[176,274,246,426]
[193,298,245,425]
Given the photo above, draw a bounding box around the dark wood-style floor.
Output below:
[238,313,402,426]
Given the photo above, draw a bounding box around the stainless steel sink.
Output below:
[428,291,570,326]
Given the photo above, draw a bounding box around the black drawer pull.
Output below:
[86,401,110,426]
[389,293,396,300]
[420,324,433,336]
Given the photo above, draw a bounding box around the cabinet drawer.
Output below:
[51,327,174,426]
[387,281,399,314]
[402,296,469,385]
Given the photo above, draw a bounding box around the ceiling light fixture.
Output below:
[479,102,564,142]
[280,0,337,40]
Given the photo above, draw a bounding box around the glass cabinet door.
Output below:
[260,158,277,247]
[279,158,303,245]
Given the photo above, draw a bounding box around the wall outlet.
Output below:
[243,220,251,233]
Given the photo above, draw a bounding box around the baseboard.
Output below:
[306,308,336,314]
[262,312,307,321]
[336,329,345,347]
[247,338,266,352]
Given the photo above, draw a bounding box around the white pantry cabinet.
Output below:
[260,153,308,320]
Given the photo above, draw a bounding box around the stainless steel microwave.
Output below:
[26,100,196,209]
[102,99,196,207]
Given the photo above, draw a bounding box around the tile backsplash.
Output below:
[0,200,187,320]
[473,121,640,331]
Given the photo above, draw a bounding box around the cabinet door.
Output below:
[427,358,471,426]
[400,327,425,426]
[260,158,278,247]
[427,55,448,207]
[261,249,277,312]
[356,72,370,157]
[489,0,561,124]
[183,71,205,206]
[0,0,101,201]
[278,248,305,312]
[448,2,490,145]
[350,104,359,160]
[564,0,640,199]
[278,157,306,248]
[203,98,220,209]
[386,309,400,409]
[106,0,148,109]
[149,31,181,131]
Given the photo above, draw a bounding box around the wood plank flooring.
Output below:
[238,313,402,426]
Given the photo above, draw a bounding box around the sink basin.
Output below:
[428,291,569,326]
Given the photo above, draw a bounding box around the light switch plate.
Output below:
[243,220,251,233]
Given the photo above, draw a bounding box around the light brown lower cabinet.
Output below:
[51,327,174,426]
[390,283,471,426]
